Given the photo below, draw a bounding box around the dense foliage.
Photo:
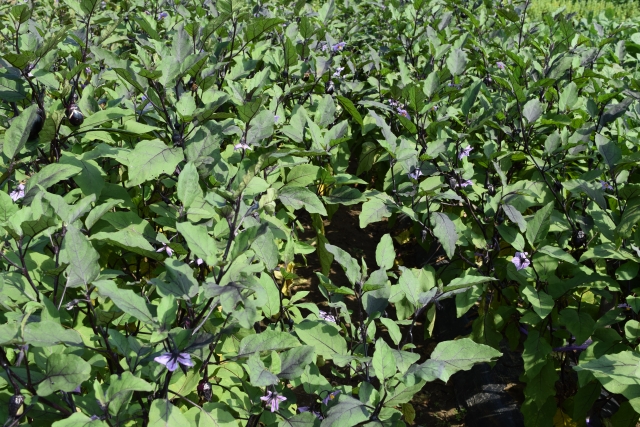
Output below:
[1,0,640,426]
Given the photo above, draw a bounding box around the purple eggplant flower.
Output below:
[511,251,530,270]
[157,11,169,19]
[154,352,193,372]
[599,180,613,191]
[331,42,346,52]
[260,391,286,412]
[322,390,340,405]
[460,179,473,188]
[333,67,345,78]
[318,310,337,323]
[274,115,280,123]
[458,145,473,160]
[10,183,25,202]
[397,108,410,120]
[234,142,251,151]
[496,61,506,70]
[408,168,423,180]
[196,258,204,266]
[156,244,173,257]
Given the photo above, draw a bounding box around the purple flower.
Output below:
[511,252,530,270]
[196,258,204,266]
[156,244,173,257]
[274,115,280,123]
[10,183,25,202]
[322,390,340,405]
[458,145,473,160]
[318,310,337,323]
[332,67,345,78]
[397,108,410,120]
[408,168,423,180]
[460,179,473,188]
[618,303,631,309]
[331,42,346,52]
[154,352,193,372]
[599,180,613,191]
[90,416,100,421]
[157,11,169,19]
[496,61,506,70]
[234,142,251,151]
[260,391,286,412]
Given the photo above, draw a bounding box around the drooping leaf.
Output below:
[431,212,458,259]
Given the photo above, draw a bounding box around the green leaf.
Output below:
[446,48,467,76]
[177,162,202,209]
[237,331,300,357]
[245,352,279,386]
[521,284,554,319]
[380,317,402,346]
[523,98,542,124]
[251,225,279,270]
[502,204,527,233]
[322,395,370,427]
[278,346,316,380]
[537,245,578,265]
[368,111,397,154]
[574,351,640,385]
[460,80,482,116]
[617,197,640,238]
[125,139,184,188]
[59,225,100,289]
[160,259,199,299]
[409,338,501,383]
[359,198,392,228]
[322,187,365,206]
[523,331,551,378]
[375,234,395,271]
[325,244,360,286]
[0,76,27,102]
[295,319,347,360]
[95,280,156,325]
[176,222,218,266]
[287,164,321,187]
[4,104,39,159]
[37,353,91,396]
[596,134,621,169]
[525,202,553,248]
[22,320,83,347]
[558,308,595,345]
[149,400,190,427]
[337,96,362,125]
[105,372,153,416]
[559,82,578,111]
[444,272,497,292]
[279,186,327,215]
[431,212,458,259]
[51,413,107,426]
[372,338,396,380]
[24,163,83,204]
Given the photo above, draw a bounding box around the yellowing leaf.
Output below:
[553,409,578,427]
[401,402,416,424]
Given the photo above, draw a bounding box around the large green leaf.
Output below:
[525,202,553,248]
[279,186,327,215]
[125,139,184,187]
[237,331,300,357]
[409,338,501,383]
[105,372,154,416]
[37,353,91,396]
[431,212,458,259]
[3,104,38,159]
[95,280,156,325]
[375,233,395,271]
[148,400,190,427]
[325,244,360,286]
[295,320,347,360]
[176,222,218,266]
[60,225,100,289]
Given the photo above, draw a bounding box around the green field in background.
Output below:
[528,0,640,20]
